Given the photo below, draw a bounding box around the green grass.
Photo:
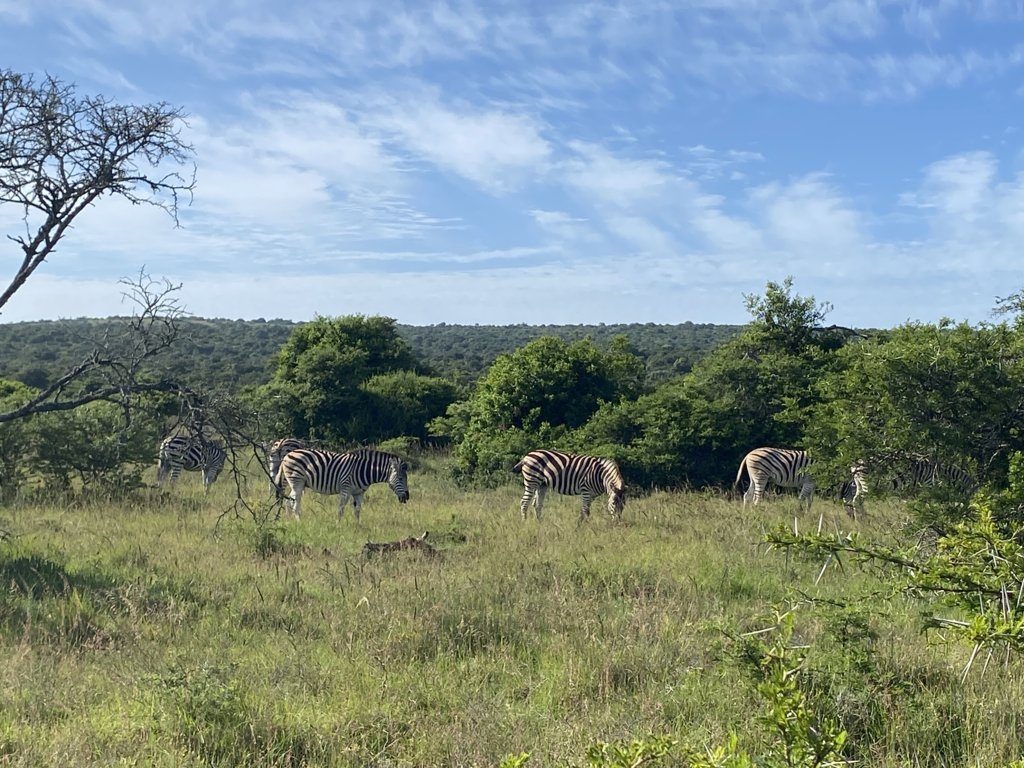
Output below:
[1,458,1021,766]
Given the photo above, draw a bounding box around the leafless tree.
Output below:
[0,270,191,424]
[0,68,195,313]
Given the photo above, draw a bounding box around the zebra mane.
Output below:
[600,457,625,490]
[350,447,404,463]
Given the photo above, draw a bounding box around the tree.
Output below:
[360,371,461,442]
[805,319,1024,503]
[0,70,196,430]
[259,315,423,444]
[1,69,194,313]
[450,336,646,485]
[0,272,190,425]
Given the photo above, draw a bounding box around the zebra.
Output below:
[891,455,976,496]
[267,437,307,493]
[513,449,626,523]
[156,435,227,493]
[840,462,869,519]
[841,455,975,516]
[274,447,410,520]
[734,447,814,512]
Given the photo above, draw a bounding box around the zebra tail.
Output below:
[272,462,286,497]
[733,456,748,492]
[512,460,524,475]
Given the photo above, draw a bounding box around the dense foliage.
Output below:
[0,318,740,393]
[572,280,847,489]
[804,320,1024,494]
[0,379,165,496]
[443,336,646,485]
[0,317,298,393]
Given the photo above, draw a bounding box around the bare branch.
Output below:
[0,69,195,314]
[0,271,189,424]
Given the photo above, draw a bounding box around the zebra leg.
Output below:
[352,493,365,522]
[289,481,304,520]
[579,493,593,523]
[520,485,535,520]
[337,490,352,520]
[799,478,815,512]
[534,487,547,521]
[744,478,765,508]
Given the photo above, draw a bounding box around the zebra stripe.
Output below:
[267,438,307,492]
[841,462,868,518]
[842,456,975,517]
[157,435,226,492]
[274,448,410,520]
[513,449,626,522]
[891,456,976,496]
[734,447,814,511]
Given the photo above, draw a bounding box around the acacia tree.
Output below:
[0,69,195,427]
[1,69,195,313]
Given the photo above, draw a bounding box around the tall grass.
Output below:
[1,457,1020,766]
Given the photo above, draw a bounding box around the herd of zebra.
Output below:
[157,436,409,520]
[734,446,978,517]
[157,435,976,522]
[156,436,625,522]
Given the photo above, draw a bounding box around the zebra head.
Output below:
[386,456,410,503]
[608,485,626,518]
[202,443,226,489]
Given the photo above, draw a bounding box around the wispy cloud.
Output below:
[371,93,552,192]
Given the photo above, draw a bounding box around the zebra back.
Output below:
[736,447,811,489]
[893,456,976,496]
[158,435,226,487]
[516,449,625,505]
[278,448,410,501]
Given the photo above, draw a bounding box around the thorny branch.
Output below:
[0,69,195,314]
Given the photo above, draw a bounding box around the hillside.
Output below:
[0,317,742,391]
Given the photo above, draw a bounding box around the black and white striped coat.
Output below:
[157,435,226,493]
[513,449,626,522]
[267,438,307,492]
[841,462,869,518]
[842,456,975,517]
[892,455,976,496]
[274,448,410,520]
[734,447,814,511]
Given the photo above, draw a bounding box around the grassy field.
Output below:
[1,454,1021,766]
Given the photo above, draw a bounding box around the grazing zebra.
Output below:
[734,447,814,512]
[274,447,410,520]
[267,438,307,492]
[891,456,976,496]
[156,435,227,493]
[841,456,974,516]
[840,462,869,518]
[513,449,626,523]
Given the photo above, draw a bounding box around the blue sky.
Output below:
[2,0,1024,327]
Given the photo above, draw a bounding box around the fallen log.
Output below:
[361,531,438,558]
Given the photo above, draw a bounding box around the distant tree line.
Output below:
[0,318,741,393]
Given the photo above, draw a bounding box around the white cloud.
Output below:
[562,141,674,207]
[374,96,552,192]
[529,209,597,243]
[904,151,997,218]
[750,174,866,256]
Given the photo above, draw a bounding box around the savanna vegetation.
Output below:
[4,279,1024,766]
[5,67,1024,767]
[2,465,1022,767]
[0,318,740,393]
